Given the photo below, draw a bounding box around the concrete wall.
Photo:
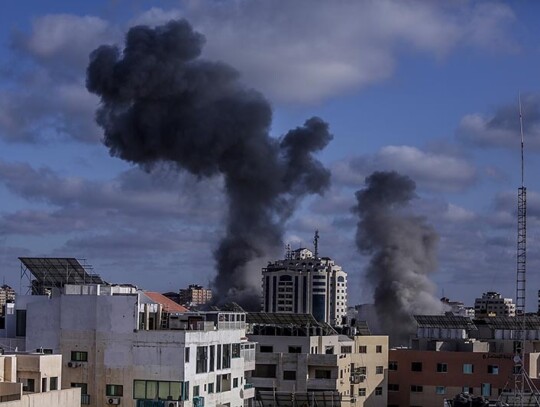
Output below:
[0,387,80,407]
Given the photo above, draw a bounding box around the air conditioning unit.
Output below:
[107,397,120,405]
[67,362,77,368]
[167,402,180,407]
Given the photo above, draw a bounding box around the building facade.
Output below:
[17,284,256,407]
[179,285,213,308]
[474,292,516,317]
[246,313,388,407]
[262,248,347,326]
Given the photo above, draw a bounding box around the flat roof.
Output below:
[247,312,320,326]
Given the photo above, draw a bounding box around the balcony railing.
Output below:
[81,394,91,405]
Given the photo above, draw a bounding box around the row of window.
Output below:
[358,387,383,396]
[190,343,241,374]
[70,383,122,397]
[401,361,498,375]
[21,377,59,393]
[397,384,492,397]
[358,345,383,353]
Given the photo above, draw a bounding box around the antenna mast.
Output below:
[313,230,320,259]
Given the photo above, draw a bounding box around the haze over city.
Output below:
[2,0,540,310]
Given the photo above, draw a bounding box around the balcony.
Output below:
[308,354,338,367]
[306,378,338,390]
[243,384,255,399]
[81,394,91,405]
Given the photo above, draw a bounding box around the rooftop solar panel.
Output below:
[19,257,106,287]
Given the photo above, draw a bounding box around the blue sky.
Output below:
[1,0,540,310]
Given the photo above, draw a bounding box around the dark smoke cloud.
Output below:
[86,20,332,309]
[353,171,443,345]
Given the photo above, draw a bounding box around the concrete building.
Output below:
[474,292,516,317]
[246,313,388,407]
[262,248,347,326]
[15,284,256,407]
[0,285,15,317]
[179,285,213,308]
[387,315,540,407]
[0,352,80,406]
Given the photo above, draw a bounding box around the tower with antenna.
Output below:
[313,230,320,259]
[511,95,540,406]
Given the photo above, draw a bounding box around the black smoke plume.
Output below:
[353,171,442,345]
[86,20,332,309]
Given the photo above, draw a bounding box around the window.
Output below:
[388,361,398,371]
[185,347,190,363]
[71,351,88,362]
[411,362,422,372]
[437,363,448,373]
[209,345,215,372]
[283,370,296,380]
[208,383,214,394]
[50,377,58,391]
[232,343,241,358]
[133,380,185,401]
[193,385,200,397]
[289,346,302,353]
[358,346,367,353]
[411,385,423,393]
[325,346,334,355]
[436,386,446,395]
[481,383,491,397]
[358,388,366,397]
[376,345,382,353]
[260,345,273,353]
[488,365,499,375]
[340,346,352,354]
[357,366,367,376]
[253,364,277,378]
[463,386,473,394]
[233,378,238,388]
[41,378,47,392]
[315,369,331,379]
[217,345,221,370]
[376,366,383,374]
[375,387,382,396]
[388,384,399,392]
[106,384,123,397]
[71,383,87,395]
[196,346,208,373]
[222,344,231,369]
[463,364,474,374]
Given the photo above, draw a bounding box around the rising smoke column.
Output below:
[353,171,442,345]
[86,20,332,309]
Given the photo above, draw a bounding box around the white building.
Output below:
[15,284,256,407]
[262,248,347,326]
[474,292,516,317]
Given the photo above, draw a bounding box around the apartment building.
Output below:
[0,352,80,406]
[262,248,347,326]
[246,313,388,407]
[388,315,540,407]
[178,285,213,307]
[474,292,516,317]
[14,284,256,407]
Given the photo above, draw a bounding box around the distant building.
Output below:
[179,284,213,307]
[0,284,15,316]
[262,248,347,326]
[440,297,473,317]
[247,312,388,407]
[474,292,515,317]
[387,314,540,407]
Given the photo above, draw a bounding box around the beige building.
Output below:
[0,353,80,406]
[247,313,388,407]
[179,285,213,307]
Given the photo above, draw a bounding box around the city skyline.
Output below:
[1,1,540,309]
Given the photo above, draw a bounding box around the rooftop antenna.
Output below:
[285,244,291,260]
[313,230,319,259]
